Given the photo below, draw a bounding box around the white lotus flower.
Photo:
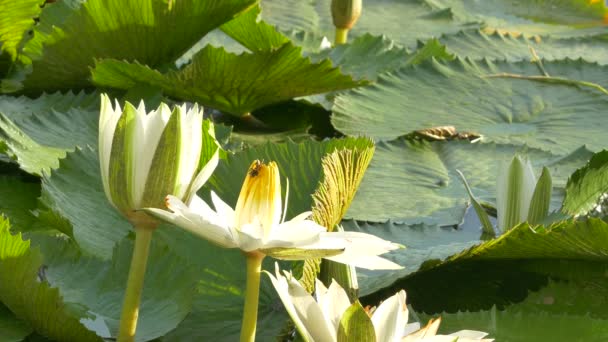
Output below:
[145,160,402,270]
[267,263,493,342]
[99,94,218,225]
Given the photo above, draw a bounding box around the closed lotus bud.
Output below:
[98,94,214,227]
[331,0,362,29]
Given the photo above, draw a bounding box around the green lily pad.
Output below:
[0,0,43,61]
[15,0,257,91]
[333,58,608,154]
[32,232,199,342]
[260,0,479,49]
[440,29,608,64]
[344,139,592,225]
[0,174,39,230]
[155,228,288,341]
[0,218,102,341]
[562,150,608,216]
[0,303,32,342]
[0,91,100,175]
[375,218,608,314]
[421,281,608,341]
[92,42,366,116]
[436,0,608,36]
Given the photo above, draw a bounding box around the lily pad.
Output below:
[15,0,257,91]
[92,42,366,116]
[0,303,32,342]
[435,0,608,36]
[332,58,608,154]
[260,0,479,49]
[440,29,608,64]
[562,150,608,216]
[344,139,592,225]
[0,218,102,341]
[32,232,199,342]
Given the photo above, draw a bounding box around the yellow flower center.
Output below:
[234,160,282,237]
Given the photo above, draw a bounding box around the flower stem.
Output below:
[240,252,265,342]
[117,227,154,342]
[334,28,349,45]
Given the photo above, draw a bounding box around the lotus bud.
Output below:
[496,156,552,232]
[98,94,216,227]
[331,0,362,29]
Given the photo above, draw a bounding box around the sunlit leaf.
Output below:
[562,150,608,216]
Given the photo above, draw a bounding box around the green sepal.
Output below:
[108,102,137,211]
[503,156,525,232]
[457,170,495,238]
[337,301,376,342]
[141,105,183,209]
[527,167,552,225]
[261,247,344,260]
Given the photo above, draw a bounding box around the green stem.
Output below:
[335,28,349,45]
[117,227,154,342]
[240,252,265,342]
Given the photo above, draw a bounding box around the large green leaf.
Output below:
[0,92,100,175]
[562,150,608,215]
[0,174,40,230]
[0,218,102,341]
[371,218,608,314]
[344,219,482,296]
[301,35,454,109]
[40,147,129,259]
[344,139,591,225]
[260,0,479,49]
[92,42,365,116]
[0,303,32,342]
[421,282,608,341]
[202,137,374,219]
[333,58,608,154]
[0,0,43,60]
[33,232,199,341]
[15,0,257,91]
[436,0,608,36]
[155,228,287,341]
[440,29,608,64]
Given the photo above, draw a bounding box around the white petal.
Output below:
[98,94,122,202]
[319,232,403,270]
[448,330,490,340]
[211,191,236,228]
[186,151,219,202]
[371,290,407,342]
[316,279,351,334]
[130,103,150,207]
[280,268,337,341]
[175,105,203,199]
[265,264,316,342]
[238,221,266,251]
[519,158,536,223]
[289,211,314,223]
[144,196,237,248]
[263,219,325,249]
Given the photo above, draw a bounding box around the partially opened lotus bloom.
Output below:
[98,94,218,226]
[145,160,402,270]
[267,263,493,342]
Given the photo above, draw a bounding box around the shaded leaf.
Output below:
[0,218,101,341]
[16,0,258,91]
[92,43,366,116]
[562,150,608,215]
[0,303,32,342]
[333,58,608,154]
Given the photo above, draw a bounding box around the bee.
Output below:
[249,160,263,177]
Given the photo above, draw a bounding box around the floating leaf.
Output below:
[562,150,608,216]
[345,139,588,225]
[0,303,32,342]
[440,29,608,65]
[92,43,366,116]
[333,58,608,154]
[15,0,257,91]
[0,218,101,341]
